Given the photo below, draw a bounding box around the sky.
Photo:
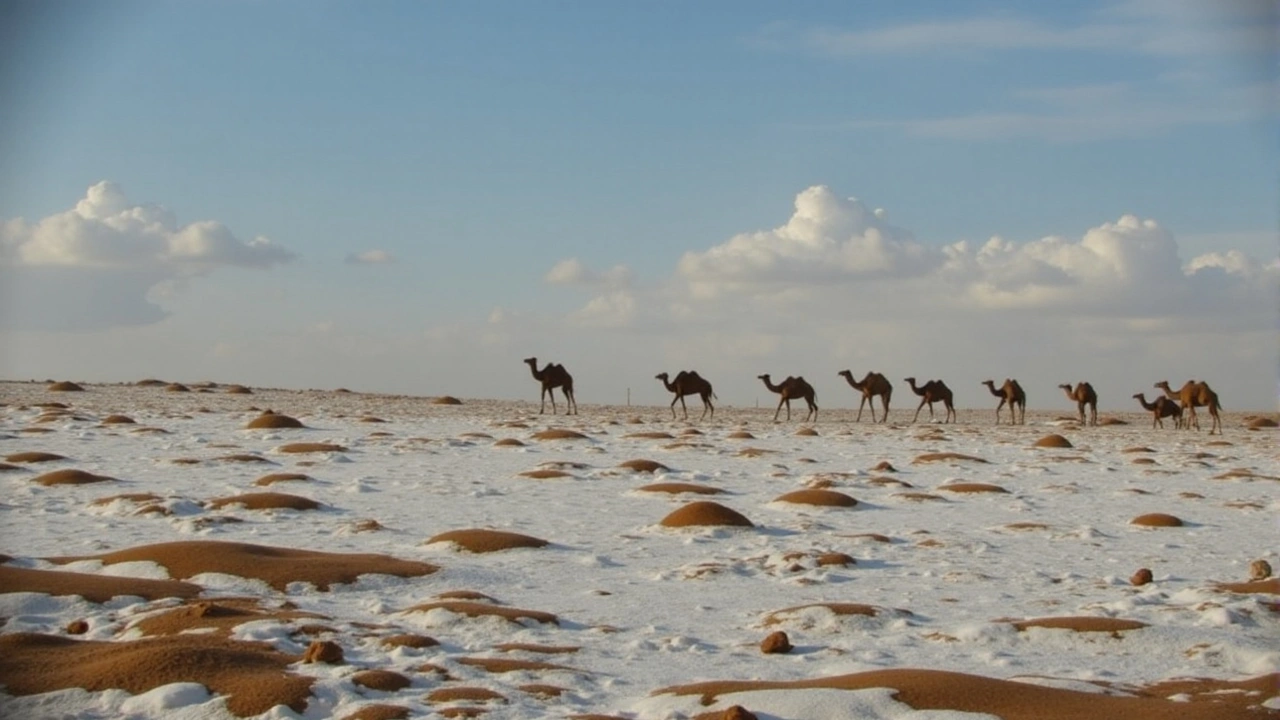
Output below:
[1,0,1277,410]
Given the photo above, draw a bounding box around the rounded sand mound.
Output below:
[660,501,753,528]
[938,482,1009,494]
[773,489,858,507]
[246,412,305,429]
[6,451,67,463]
[532,428,589,441]
[33,469,117,486]
[426,529,550,553]
[165,383,190,392]
[519,469,572,479]
[101,414,136,424]
[637,483,724,495]
[253,472,312,486]
[1130,513,1184,527]
[912,452,989,464]
[1246,416,1278,428]
[278,442,347,454]
[726,431,755,440]
[619,459,669,473]
[624,431,674,440]
[208,492,322,511]
[0,633,312,717]
[343,705,411,720]
[47,381,85,392]
[494,438,526,447]
[404,601,558,625]
[0,566,200,603]
[50,540,438,591]
[353,669,412,691]
[225,384,253,394]
[1008,616,1148,633]
[1034,434,1074,448]
[432,396,463,405]
[763,603,890,626]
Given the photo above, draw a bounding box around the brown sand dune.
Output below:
[342,704,411,720]
[654,668,1278,720]
[426,529,549,553]
[360,415,387,423]
[494,643,580,654]
[246,412,305,429]
[637,482,725,495]
[165,383,190,392]
[532,428,589,441]
[773,489,858,507]
[912,452,988,464]
[794,427,819,436]
[726,431,755,439]
[619,459,669,473]
[625,431,675,440]
[426,686,508,704]
[938,482,1009,494]
[1007,616,1148,632]
[432,396,463,405]
[893,492,946,502]
[661,501,753,528]
[352,670,412,691]
[1034,434,1074,448]
[218,453,274,463]
[225,384,253,394]
[519,683,568,698]
[132,598,324,637]
[278,442,347,453]
[404,601,558,625]
[436,590,499,602]
[379,633,440,649]
[6,451,67,463]
[1130,513,1184,527]
[0,462,26,472]
[253,472,313,486]
[136,379,167,387]
[33,468,117,486]
[457,656,577,673]
[101,414,136,424]
[207,492,322,511]
[736,447,775,458]
[90,492,162,506]
[494,438,526,447]
[1217,578,1280,595]
[49,540,438,591]
[0,633,313,717]
[519,468,572,479]
[0,565,200,602]
[47,381,85,391]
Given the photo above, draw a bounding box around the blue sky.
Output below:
[2,1,1277,410]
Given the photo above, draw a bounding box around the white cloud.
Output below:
[345,249,394,265]
[545,257,633,288]
[0,181,295,330]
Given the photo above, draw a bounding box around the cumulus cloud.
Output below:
[0,181,295,330]
[345,249,394,265]
[545,257,633,288]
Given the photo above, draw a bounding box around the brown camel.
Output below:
[656,371,716,421]
[523,357,577,415]
[1154,380,1222,435]
[758,374,817,422]
[1133,392,1182,430]
[837,370,892,423]
[980,379,1026,425]
[903,377,955,424]
[1058,382,1098,426]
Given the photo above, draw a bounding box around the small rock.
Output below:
[1130,568,1153,586]
[303,640,344,664]
[760,630,792,654]
[1250,559,1272,581]
[65,619,89,635]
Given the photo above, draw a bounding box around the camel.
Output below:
[1154,380,1222,435]
[837,370,892,423]
[903,377,956,423]
[758,374,817,422]
[523,357,577,415]
[981,379,1026,425]
[1058,382,1098,426]
[656,371,716,421]
[1133,392,1182,430]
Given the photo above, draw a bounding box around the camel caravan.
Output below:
[522,359,1227,433]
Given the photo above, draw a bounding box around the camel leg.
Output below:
[880,397,889,424]
[701,393,712,421]
[680,394,689,420]
[565,388,576,415]
[912,399,925,423]
[670,396,679,420]
[855,398,865,423]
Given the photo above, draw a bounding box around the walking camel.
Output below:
[758,374,817,422]
[980,379,1026,425]
[903,377,955,423]
[1058,382,1098,426]
[837,370,892,423]
[1132,392,1182,429]
[523,357,577,415]
[656,371,716,421]
[1154,380,1222,435]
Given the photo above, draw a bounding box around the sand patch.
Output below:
[653,668,1275,720]
[1003,523,1050,532]
[619,459,669,473]
[132,598,323,637]
[426,529,549,553]
[660,501,753,528]
[47,381,85,392]
[0,632,312,717]
[938,482,1009,494]
[1246,417,1278,428]
[253,472,312,486]
[1007,616,1147,633]
[342,705,411,720]
[912,452,988,464]
[494,643,580,654]
[772,489,858,507]
[33,468,117,486]
[427,686,507,704]
[380,633,439,649]
[5,451,67,463]
[494,438,526,447]
[218,453,273,464]
[1034,434,1074,448]
[637,483,725,495]
[246,412,305,429]
[736,447,775,458]
[892,492,946,502]
[625,431,675,440]
[0,462,25,472]
[1216,579,1280,595]
[404,601,558,625]
[0,565,200,602]
[50,540,438,591]
[352,670,412,691]
[1130,513,1184,527]
[762,603,901,626]
[278,442,347,454]
[532,429,589,441]
[101,414,136,424]
[165,383,190,392]
[794,427,819,437]
[519,469,572,479]
[457,657,577,673]
[726,431,755,440]
[207,492,322,511]
[90,492,162,507]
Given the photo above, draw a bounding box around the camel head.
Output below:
[981,380,995,387]
[1132,393,1143,400]
[1153,380,1170,391]
[523,357,537,366]
[837,370,852,379]
[903,376,916,385]
[1058,383,1072,391]
[655,372,668,381]
[757,374,770,381]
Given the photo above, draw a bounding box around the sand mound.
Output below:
[494,438,526,447]
[353,669,412,691]
[794,427,819,436]
[0,633,312,717]
[0,462,25,472]
[660,501,753,528]
[773,489,858,507]
[278,442,347,453]
[207,492,322,511]
[6,451,67,463]
[47,381,85,391]
[380,634,440,649]
[133,598,323,637]
[1130,513,1184,527]
[654,668,1276,720]
[218,453,273,463]
[726,431,755,439]
[432,396,463,405]
[342,705,411,720]
[625,432,674,440]
[494,643,580,654]
[426,529,549,553]
[519,469,572,479]
[246,412,305,429]
[1008,616,1148,633]
[225,384,253,394]
[101,414,136,424]
[458,657,576,673]
[939,482,1009,494]
[1246,416,1278,428]
[912,452,988,464]
[253,472,312,486]
[762,603,892,626]
[1034,434,1074,448]
[637,483,724,495]
[136,378,166,387]
[33,468,117,486]
[404,601,558,625]
[90,492,162,506]
[165,383,190,392]
[532,428,589,441]
[51,540,438,591]
[1216,578,1280,595]
[426,686,508,703]
[0,566,200,602]
[619,459,669,473]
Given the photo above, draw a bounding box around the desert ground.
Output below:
[0,379,1277,720]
